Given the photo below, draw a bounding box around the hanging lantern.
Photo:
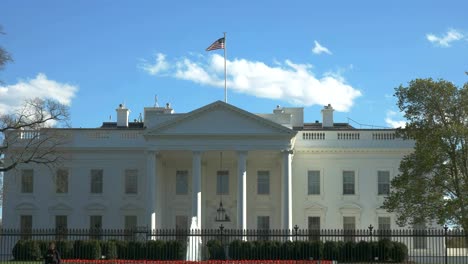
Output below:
[215,152,230,222]
[215,201,230,222]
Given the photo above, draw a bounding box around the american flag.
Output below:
[206,37,225,51]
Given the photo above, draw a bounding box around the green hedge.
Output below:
[12,240,42,260]
[206,239,225,260]
[100,241,117,260]
[13,239,185,261]
[208,239,408,262]
[13,238,406,262]
[73,240,101,259]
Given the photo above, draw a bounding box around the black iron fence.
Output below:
[0,225,467,263]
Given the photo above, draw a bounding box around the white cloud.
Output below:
[141,53,362,111]
[312,40,332,55]
[385,110,406,128]
[0,73,78,114]
[140,53,169,75]
[426,29,465,47]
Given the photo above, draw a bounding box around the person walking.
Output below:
[44,242,61,264]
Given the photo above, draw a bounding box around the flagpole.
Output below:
[223,32,227,103]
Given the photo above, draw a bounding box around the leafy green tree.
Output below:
[383,78,468,232]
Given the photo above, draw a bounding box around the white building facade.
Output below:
[2,101,414,233]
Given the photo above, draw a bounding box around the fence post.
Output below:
[219,224,226,260]
[368,225,374,264]
[444,225,448,264]
[294,225,299,241]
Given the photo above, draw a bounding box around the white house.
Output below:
[2,100,414,233]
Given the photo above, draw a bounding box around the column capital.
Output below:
[282,149,294,155]
[146,150,162,156]
[237,150,248,156]
[192,150,203,156]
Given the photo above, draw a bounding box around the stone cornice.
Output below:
[294,148,413,154]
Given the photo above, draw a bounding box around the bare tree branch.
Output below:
[0,98,70,173]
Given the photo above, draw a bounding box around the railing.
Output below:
[372,132,396,140]
[1,226,467,263]
[302,132,325,140]
[337,132,360,140]
[300,131,402,142]
[19,130,40,140]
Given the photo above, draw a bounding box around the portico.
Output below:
[143,101,296,230]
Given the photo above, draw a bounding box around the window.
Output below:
[308,170,320,195]
[56,215,68,230]
[343,216,356,242]
[257,171,270,195]
[413,222,427,249]
[175,215,188,229]
[216,170,229,195]
[257,216,270,240]
[378,171,390,195]
[21,169,33,193]
[90,215,102,240]
[20,215,32,239]
[176,170,188,195]
[378,217,391,239]
[308,216,321,241]
[56,169,69,194]
[90,169,103,194]
[343,171,355,195]
[55,215,68,239]
[125,215,137,230]
[175,215,188,241]
[125,169,138,194]
[124,215,137,241]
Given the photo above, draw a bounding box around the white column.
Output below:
[237,151,247,231]
[146,151,157,231]
[191,151,202,229]
[282,150,293,230]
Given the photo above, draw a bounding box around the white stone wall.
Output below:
[292,150,406,230]
[2,150,147,229]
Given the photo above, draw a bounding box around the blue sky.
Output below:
[1,0,467,129]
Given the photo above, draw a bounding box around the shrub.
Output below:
[114,240,128,259]
[294,240,323,260]
[279,240,295,260]
[309,240,324,260]
[56,240,74,259]
[73,240,101,259]
[228,240,242,260]
[126,241,146,259]
[166,240,185,260]
[355,240,372,262]
[206,240,225,260]
[341,241,355,262]
[323,241,339,260]
[262,240,281,260]
[38,240,49,258]
[100,241,117,260]
[391,241,408,262]
[377,238,394,261]
[146,240,164,260]
[12,240,42,261]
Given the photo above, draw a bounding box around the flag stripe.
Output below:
[206,37,225,51]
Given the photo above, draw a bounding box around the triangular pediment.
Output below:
[120,203,144,211]
[84,203,107,211]
[15,202,38,211]
[48,203,73,212]
[146,101,296,137]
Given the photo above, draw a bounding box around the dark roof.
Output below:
[294,122,356,131]
[100,122,144,129]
